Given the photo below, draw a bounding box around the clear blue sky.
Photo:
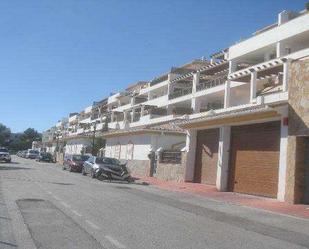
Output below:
[0,0,305,133]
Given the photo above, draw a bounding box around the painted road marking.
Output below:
[71,209,82,217]
[85,220,100,230]
[105,235,126,249]
[60,201,71,208]
[52,195,61,201]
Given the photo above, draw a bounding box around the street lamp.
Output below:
[92,122,97,156]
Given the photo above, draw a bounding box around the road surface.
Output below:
[0,156,309,249]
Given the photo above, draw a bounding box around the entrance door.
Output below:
[229,121,280,198]
[194,128,219,185]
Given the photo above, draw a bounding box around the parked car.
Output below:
[82,156,133,182]
[36,152,54,163]
[21,150,28,158]
[96,158,133,183]
[82,156,102,178]
[26,149,40,159]
[63,154,90,172]
[0,147,11,163]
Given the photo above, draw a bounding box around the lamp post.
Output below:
[92,122,97,156]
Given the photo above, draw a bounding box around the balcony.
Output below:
[169,87,192,100]
[197,75,227,92]
[69,115,79,124]
[76,128,84,134]
[257,73,283,96]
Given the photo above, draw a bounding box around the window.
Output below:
[87,156,94,164]
[0,148,8,153]
[103,157,121,165]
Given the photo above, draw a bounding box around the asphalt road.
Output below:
[1,156,309,249]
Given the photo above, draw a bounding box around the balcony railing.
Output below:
[150,75,168,86]
[91,114,99,120]
[135,97,148,104]
[169,87,192,100]
[197,76,227,92]
[200,102,224,112]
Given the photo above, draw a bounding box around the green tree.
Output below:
[92,137,106,156]
[0,123,11,147]
[20,128,41,149]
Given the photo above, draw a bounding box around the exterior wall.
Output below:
[46,144,56,154]
[229,13,309,59]
[105,135,152,177]
[183,130,197,182]
[155,162,184,182]
[65,138,92,155]
[151,134,186,151]
[105,134,152,161]
[126,160,150,177]
[104,133,185,178]
[288,59,309,136]
[285,59,309,203]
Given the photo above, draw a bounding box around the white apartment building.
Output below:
[179,10,309,202]
[103,60,214,174]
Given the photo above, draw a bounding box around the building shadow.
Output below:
[0,166,31,170]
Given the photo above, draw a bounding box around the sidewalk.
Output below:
[135,175,309,220]
[0,181,18,249]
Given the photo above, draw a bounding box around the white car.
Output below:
[0,148,11,163]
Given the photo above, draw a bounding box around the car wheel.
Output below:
[82,167,86,175]
[69,165,73,172]
[127,177,134,183]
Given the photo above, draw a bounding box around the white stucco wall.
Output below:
[46,145,56,154]
[105,133,186,161]
[65,138,92,155]
[151,134,186,151]
[105,135,152,160]
[229,14,309,59]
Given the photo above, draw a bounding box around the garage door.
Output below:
[194,128,219,185]
[229,121,280,198]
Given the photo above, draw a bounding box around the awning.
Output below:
[178,105,280,129]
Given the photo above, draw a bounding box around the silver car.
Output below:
[0,148,11,163]
[26,149,40,159]
[82,156,103,178]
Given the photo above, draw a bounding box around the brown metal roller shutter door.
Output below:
[229,121,281,198]
[194,128,219,185]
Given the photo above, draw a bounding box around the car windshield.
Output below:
[42,153,51,157]
[29,150,39,154]
[73,155,89,161]
[103,157,121,165]
[0,148,8,153]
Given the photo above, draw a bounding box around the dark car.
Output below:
[63,154,90,172]
[36,152,54,163]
